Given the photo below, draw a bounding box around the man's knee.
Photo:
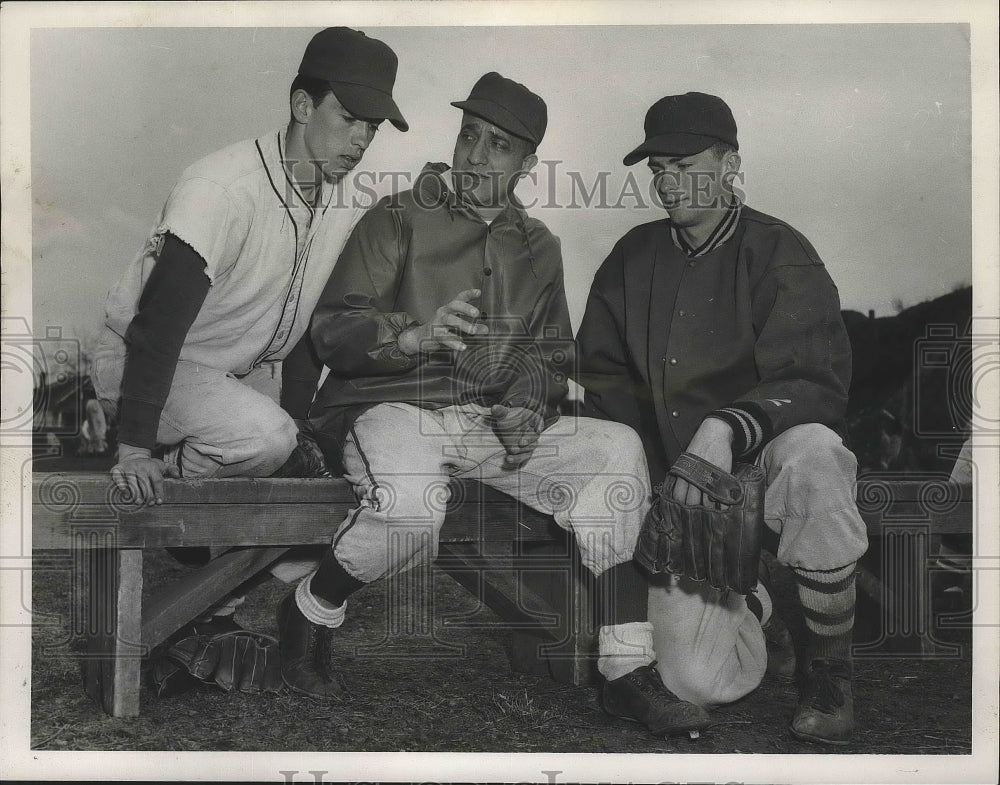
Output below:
[178,409,298,477]
[256,416,300,472]
[575,418,646,468]
[656,658,747,708]
[604,419,645,455]
[767,424,857,482]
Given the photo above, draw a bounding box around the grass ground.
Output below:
[30,546,973,756]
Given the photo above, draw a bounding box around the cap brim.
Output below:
[622,133,717,165]
[451,99,538,145]
[329,82,409,132]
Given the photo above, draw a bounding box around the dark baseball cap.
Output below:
[623,92,738,165]
[451,72,547,146]
[298,27,408,132]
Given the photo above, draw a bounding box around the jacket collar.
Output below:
[669,197,743,258]
[416,162,527,224]
[415,162,539,277]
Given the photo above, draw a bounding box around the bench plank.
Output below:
[32,474,560,549]
[33,503,557,548]
[32,474,974,549]
[141,546,290,648]
[33,474,356,505]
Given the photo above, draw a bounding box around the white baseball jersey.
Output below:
[99,129,372,381]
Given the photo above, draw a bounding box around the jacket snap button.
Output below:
[484,268,492,276]
[671,410,679,418]
[669,357,678,365]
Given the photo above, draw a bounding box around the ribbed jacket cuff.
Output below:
[707,401,773,457]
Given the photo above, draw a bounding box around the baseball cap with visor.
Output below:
[298,27,409,131]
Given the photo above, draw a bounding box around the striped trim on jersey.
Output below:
[669,198,743,258]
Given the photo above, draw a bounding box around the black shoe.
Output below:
[602,663,712,736]
[276,591,346,699]
[790,658,855,745]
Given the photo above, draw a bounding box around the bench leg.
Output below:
[509,537,598,686]
[82,544,144,717]
[438,540,599,683]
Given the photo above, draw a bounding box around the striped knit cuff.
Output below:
[707,401,773,458]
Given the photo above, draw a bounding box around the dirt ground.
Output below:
[30,542,973,756]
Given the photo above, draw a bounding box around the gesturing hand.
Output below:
[491,404,544,469]
[672,418,734,509]
[397,288,489,355]
[110,443,180,506]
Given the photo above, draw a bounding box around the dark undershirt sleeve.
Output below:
[280,329,323,420]
[118,234,210,450]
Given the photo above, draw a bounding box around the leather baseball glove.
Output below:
[151,629,283,696]
[635,452,766,594]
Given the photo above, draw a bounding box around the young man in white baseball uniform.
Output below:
[90,27,409,679]
[94,27,407,498]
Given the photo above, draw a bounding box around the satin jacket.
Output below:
[576,205,852,482]
[309,163,573,454]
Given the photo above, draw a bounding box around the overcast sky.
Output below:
[29,22,973,340]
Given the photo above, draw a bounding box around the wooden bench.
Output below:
[31,472,973,717]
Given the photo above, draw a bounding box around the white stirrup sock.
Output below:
[751,578,774,628]
[295,574,347,628]
[597,621,656,682]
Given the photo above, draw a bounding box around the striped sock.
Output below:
[792,563,857,663]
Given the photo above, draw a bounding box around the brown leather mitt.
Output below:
[635,452,766,594]
[152,630,283,696]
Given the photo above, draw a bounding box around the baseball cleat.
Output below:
[602,662,713,737]
[790,658,854,745]
[276,591,347,699]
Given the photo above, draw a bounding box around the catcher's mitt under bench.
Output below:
[31,472,973,717]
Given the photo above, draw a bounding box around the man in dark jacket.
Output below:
[577,92,869,745]
[282,73,714,738]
